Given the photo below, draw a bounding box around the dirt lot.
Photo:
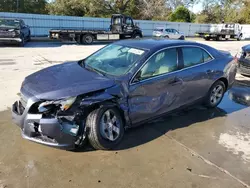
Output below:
[0,39,250,188]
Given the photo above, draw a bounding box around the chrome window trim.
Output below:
[129,45,215,86]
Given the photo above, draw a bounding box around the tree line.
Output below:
[0,0,250,24]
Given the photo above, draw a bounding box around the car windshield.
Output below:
[0,19,20,28]
[84,44,146,76]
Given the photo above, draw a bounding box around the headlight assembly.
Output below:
[38,97,77,113]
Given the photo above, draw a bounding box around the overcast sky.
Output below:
[191,1,203,13]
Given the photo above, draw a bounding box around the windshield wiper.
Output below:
[85,64,106,76]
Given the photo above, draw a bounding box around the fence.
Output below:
[0,12,249,38]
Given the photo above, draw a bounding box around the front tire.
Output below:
[237,34,242,41]
[133,33,141,39]
[18,35,25,47]
[86,107,124,150]
[204,80,226,108]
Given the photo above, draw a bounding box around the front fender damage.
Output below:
[80,83,131,128]
[45,83,130,149]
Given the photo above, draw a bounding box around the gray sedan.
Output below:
[12,39,237,150]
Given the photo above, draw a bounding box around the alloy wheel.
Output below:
[210,85,223,105]
[100,110,121,141]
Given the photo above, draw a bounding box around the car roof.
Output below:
[115,39,197,51]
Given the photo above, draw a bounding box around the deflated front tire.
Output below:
[86,107,124,150]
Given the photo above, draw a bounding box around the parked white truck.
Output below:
[196,23,243,41]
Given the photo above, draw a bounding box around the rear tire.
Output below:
[165,35,169,39]
[204,80,226,108]
[216,36,222,41]
[179,35,185,40]
[81,34,94,45]
[86,107,124,150]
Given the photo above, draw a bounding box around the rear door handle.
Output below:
[169,77,182,85]
[206,70,214,73]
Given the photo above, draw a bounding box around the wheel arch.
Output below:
[81,96,129,128]
[133,30,143,37]
[216,77,228,90]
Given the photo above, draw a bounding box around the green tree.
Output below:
[195,0,249,24]
[169,6,193,22]
[47,0,87,16]
[0,0,47,14]
[167,0,198,9]
[47,0,141,18]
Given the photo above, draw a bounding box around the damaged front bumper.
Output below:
[12,99,81,150]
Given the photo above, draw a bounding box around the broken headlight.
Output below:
[38,97,77,113]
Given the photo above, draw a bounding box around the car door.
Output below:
[172,29,180,39]
[124,17,134,35]
[165,29,173,38]
[177,46,214,105]
[128,47,184,124]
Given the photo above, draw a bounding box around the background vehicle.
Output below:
[152,26,185,39]
[12,39,237,151]
[229,80,250,106]
[49,14,143,45]
[0,18,30,46]
[237,44,250,76]
[196,23,243,41]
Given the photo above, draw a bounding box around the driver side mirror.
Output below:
[132,70,142,83]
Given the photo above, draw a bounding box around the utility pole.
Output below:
[16,0,19,12]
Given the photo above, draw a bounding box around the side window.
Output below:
[125,18,133,26]
[182,47,212,68]
[203,50,213,62]
[165,29,170,33]
[114,17,121,24]
[20,20,26,28]
[136,48,178,81]
[173,29,178,34]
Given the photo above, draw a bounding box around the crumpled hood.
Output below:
[21,61,115,100]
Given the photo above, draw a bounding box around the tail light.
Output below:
[234,55,238,63]
[234,50,243,64]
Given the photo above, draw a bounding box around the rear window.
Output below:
[182,47,213,68]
